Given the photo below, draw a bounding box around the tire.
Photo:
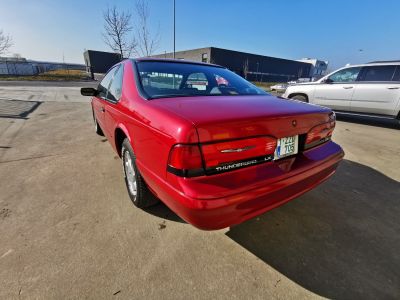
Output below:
[290,94,308,102]
[121,138,159,208]
[92,110,104,136]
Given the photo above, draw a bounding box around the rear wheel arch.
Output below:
[115,126,130,157]
[121,138,159,208]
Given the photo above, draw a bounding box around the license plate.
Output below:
[274,135,298,159]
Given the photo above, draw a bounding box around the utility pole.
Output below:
[173,0,176,59]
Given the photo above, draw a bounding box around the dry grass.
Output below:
[0,69,91,81]
[252,81,281,90]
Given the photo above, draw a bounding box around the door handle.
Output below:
[343,86,353,89]
[387,87,399,89]
[100,107,105,112]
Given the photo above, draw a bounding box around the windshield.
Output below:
[135,61,268,99]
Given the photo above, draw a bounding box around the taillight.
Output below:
[167,145,204,177]
[305,121,335,149]
[202,137,276,168]
[167,137,277,177]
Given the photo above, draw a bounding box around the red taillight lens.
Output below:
[167,137,277,177]
[201,137,277,168]
[167,145,203,176]
[305,121,335,148]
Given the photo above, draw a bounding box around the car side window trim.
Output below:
[102,76,113,102]
[99,65,123,104]
[97,66,117,100]
[105,64,124,104]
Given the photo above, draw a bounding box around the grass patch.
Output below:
[0,69,91,81]
[252,82,281,90]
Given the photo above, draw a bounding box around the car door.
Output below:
[350,65,400,116]
[313,67,361,111]
[92,67,116,129]
[102,64,124,140]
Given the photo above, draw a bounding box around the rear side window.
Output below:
[98,67,116,98]
[360,65,396,82]
[392,66,400,81]
[108,65,124,102]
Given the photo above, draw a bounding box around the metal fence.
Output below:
[0,57,86,76]
[0,61,38,76]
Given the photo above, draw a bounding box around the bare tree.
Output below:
[102,6,136,58]
[132,0,160,57]
[0,30,13,55]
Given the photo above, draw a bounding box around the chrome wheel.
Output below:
[123,150,137,197]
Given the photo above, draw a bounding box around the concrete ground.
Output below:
[0,84,399,299]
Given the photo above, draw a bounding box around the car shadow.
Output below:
[226,160,400,299]
[144,202,186,223]
[336,113,399,129]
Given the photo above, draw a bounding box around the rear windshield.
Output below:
[136,61,268,99]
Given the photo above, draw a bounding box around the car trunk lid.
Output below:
[152,95,332,141]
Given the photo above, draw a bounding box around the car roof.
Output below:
[343,62,400,68]
[131,57,225,68]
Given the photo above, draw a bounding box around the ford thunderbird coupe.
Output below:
[81,59,344,230]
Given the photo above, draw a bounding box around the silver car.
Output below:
[283,62,400,122]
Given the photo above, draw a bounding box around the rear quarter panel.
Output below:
[111,60,198,182]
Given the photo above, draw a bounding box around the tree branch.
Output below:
[0,30,13,55]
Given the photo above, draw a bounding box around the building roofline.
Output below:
[153,46,311,65]
[132,57,224,68]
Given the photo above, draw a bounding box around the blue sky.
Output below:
[1,0,399,69]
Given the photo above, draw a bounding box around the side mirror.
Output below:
[81,87,98,96]
[323,78,334,84]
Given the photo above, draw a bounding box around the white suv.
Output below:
[282,62,400,122]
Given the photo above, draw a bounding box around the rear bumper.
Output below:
[139,141,344,230]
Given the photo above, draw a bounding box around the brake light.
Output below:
[201,137,277,169]
[305,121,335,149]
[167,145,203,177]
[167,137,277,177]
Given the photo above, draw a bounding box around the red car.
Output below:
[81,59,344,230]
